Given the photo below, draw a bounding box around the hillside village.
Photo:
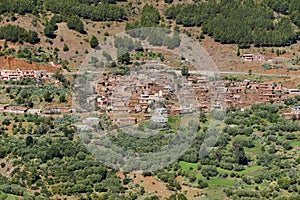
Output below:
[94,69,300,126]
[0,64,300,125]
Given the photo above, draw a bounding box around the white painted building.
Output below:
[292,106,300,115]
[151,115,168,123]
[154,108,168,115]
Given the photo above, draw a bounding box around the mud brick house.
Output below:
[0,69,47,80]
[27,109,42,114]
[5,106,28,114]
[242,54,254,61]
[151,115,168,123]
[111,117,137,126]
[154,108,168,115]
[289,89,300,96]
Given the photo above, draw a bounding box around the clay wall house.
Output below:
[6,106,28,114]
[288,89,300,96]
[168,105,180,116]
[96,97,108,105]
[43,108,61,114]
[154,108,168,115]
[180,105,196,114]
[0,69,44,80]
[133,105,143,113]
[139,94,151,105]
[112,117,137,126]
[151,115,168,123]
[148,84,164,94]
[242,54,254,61]
[254,55,265,62]
[60,108,72,113]
[111,105,130,114]
[27,109,42,114]
[199,103,210,113]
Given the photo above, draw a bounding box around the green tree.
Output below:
[67,15,85,33]
[44,22,57,38]
[90,35,99,48]
[232,144,248,165]
[117,48,130,64]
[43,91,53,102]
[181,66,189,76]
[59,94,66,103]
[140,4,161,27]
[25,136,33,146]
[63,44,69,52]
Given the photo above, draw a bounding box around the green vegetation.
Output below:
[262,63,283,70]
[0,1,300,199]
[0,85,69,107]
[126,4,160,29]
[67,15,85,33]
[0,84,300,200]
[287,66,300,72]
[154,99,300,199]
[44,0,125,22]
[0,0,36,15]
[90,35,99,48]
[0,24,39,44]
[165,0,298,47]
[179,161,198,171]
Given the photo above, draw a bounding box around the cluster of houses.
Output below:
[242,54,265,62]
[0,69,48,81]
[93,71,300,126]
[1,67,299,125]
[0,104,73,115]
[241,53,276,63]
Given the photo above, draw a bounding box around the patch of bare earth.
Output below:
[130,172,174,198]
[0,57,59,73]
[176,176,203,200]
[0,158,14,178]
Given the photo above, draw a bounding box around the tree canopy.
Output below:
[0,24,39,44]
[165,0,299,47]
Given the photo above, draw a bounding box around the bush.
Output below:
[63,44,69,52]
[197,179,208,189]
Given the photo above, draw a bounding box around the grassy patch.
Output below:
[202,187,226,200]
[241,165,263,174]
[208,178,239,187]
[179,161,198,171]
[217,168,231,174]
[244,147,260,152]
[291,141,300,147]
[217,165,263,176]
[0,192,18,200]
[168,117,176,124]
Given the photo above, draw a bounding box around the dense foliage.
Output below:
[0,0,37,15]
[90,35,99,48]
[66,15,85,33]
[264,0,300,27]
[0,24,39,44]
[44,0,125,21]
[0,114,130,199]
[165,0,299,47]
